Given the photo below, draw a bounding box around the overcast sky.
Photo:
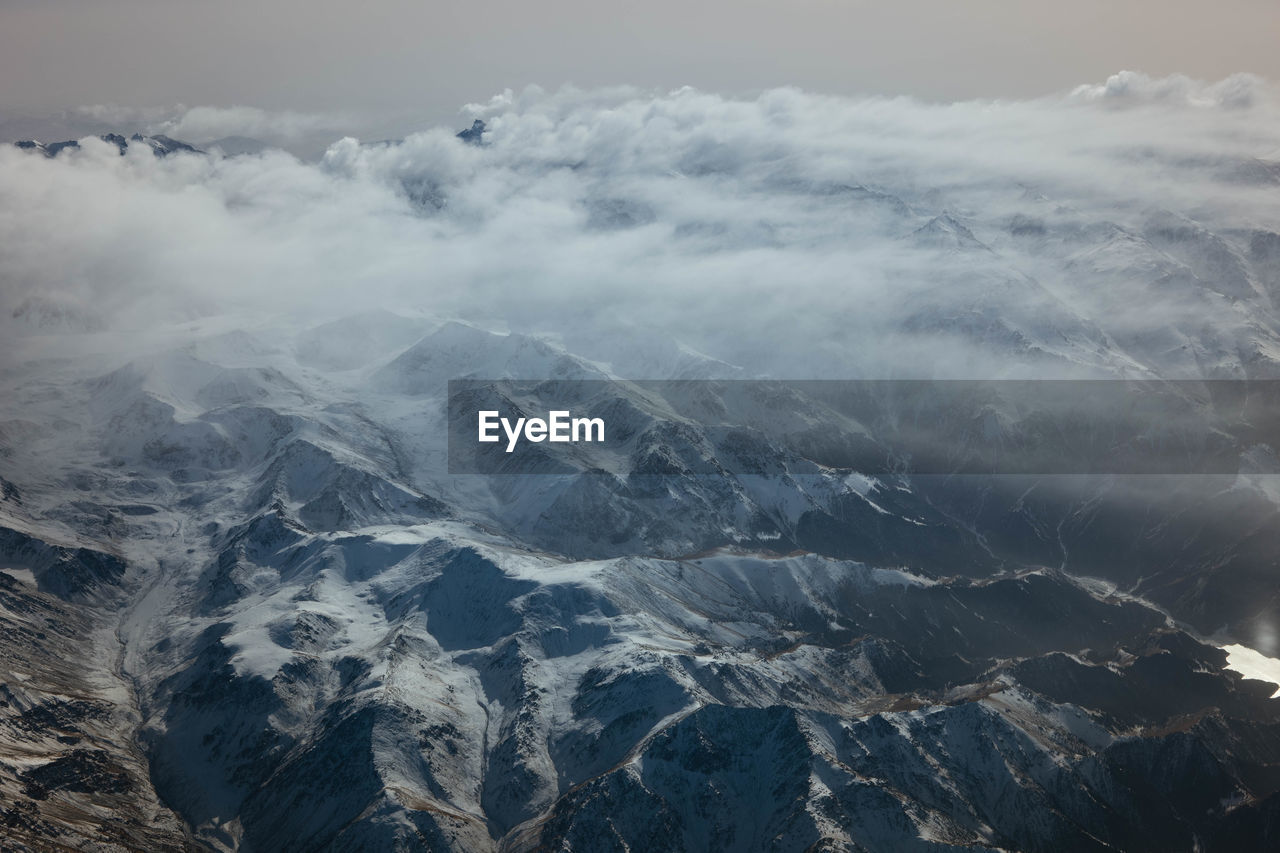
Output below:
[3,0,1279,139]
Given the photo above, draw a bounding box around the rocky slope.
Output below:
[5,99,1280,849]
[3,306,1280,850]
[0,517,192,851]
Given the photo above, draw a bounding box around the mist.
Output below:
[3,72,1280,379]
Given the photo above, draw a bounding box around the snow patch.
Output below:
[1222,644,1280,698]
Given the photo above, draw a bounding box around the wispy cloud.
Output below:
[149,105,351,144]
[2,75,1279,379]
[1069,70,1268,108]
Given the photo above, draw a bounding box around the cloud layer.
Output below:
[150,105,351,145]
[3,75,1280,378]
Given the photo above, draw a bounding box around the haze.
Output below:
[3,75,1279,382]
[3,0,1280,139]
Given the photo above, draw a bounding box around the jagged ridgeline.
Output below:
[14,132,202,158]
[2,318,1280,851]
[4,85,1280,851]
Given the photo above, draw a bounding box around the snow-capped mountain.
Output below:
[4,85,1280,850]
[13,133,202,158]
[4,307,1280,851]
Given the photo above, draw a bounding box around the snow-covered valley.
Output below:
[5,79,1280,850]
[4,307,1280,850]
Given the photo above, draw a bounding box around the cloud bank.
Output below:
[149,105,351,145]
[1069,70,1268,109]
[2,75,1280,378]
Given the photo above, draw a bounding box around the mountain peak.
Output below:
[910,212,994,253]
[457,119,486,145]
[12,132,203,158]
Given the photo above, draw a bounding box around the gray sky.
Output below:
[3,0,1279,138]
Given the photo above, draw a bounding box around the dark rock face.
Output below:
[11,132,203,157]
[0,562,191,851]
[540,700,1280,853]
[457,119,486,145]
[8,256,1280,847]
[22,748,133,798]
[0,526,125,598]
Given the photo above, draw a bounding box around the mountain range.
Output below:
[4,108,1280,850]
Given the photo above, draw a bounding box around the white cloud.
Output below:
[150,105,350,143]
[1069,70,1268,109]
[3,74,1280,379]
[71,103,174,125]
